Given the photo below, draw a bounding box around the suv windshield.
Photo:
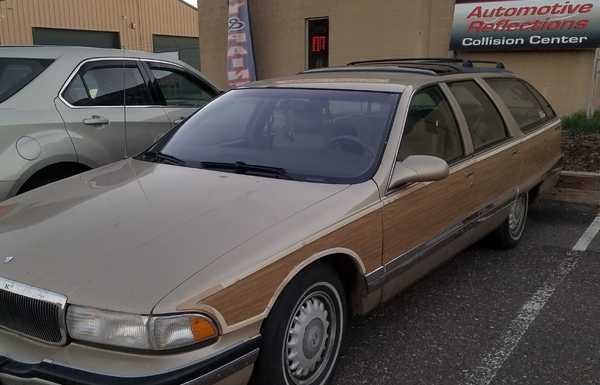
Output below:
[141,88,400,184]
[0,58,54,104]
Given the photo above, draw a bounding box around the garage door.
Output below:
[32,28,120,49]
[153,34,200,69]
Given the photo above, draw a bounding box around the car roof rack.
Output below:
[302,66,438,76]
[346,58,508,75]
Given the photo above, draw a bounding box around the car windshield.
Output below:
[141,88,399,184]
[0,58,54,104]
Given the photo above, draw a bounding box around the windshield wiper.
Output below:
[199,161,292,179]
[139,151,187,166]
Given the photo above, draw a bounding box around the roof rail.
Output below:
[302,66,438,76]
[348,58,465,66]
[347,58,507,73]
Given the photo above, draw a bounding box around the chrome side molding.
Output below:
[182,348,260,385]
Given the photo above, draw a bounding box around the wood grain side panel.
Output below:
[470,144,520,206]
[202,209,383,326]
[382,170,472,263]
[518,125,562,188]
[544,124,562,167]
[520,131,547,184]
[383,140,522,264]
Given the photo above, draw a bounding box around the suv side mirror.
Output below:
[389,155,449,190]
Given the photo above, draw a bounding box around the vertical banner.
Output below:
[227,0,257,88]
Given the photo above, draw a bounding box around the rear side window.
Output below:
[0,58,53,103]
[150,64,216,107]
[448,81,508,151]
[398,86,464,163]
[523,81,556,120]
[63,61,153,106]
[486,78,552,132]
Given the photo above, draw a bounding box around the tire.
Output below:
[251,263,346,385]
[489,192,529,249]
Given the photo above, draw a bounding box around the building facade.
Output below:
[199,0,455,87]
[198,0,598,115]
[0,0,200,68]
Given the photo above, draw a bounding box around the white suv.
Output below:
[0,46,219,200]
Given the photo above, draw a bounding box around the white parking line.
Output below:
[461,214,600,385]
[461,255,580,385]
[573,216,600,252]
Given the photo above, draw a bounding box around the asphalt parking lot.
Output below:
[331,199,600,385]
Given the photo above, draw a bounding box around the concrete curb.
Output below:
[541,171,600,207]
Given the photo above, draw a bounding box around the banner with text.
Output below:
[227,0,256,88]
[451,0,600,51]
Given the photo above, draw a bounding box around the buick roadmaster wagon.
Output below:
[0,59,561,385]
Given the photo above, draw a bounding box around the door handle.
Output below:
[173,117,186,125]
[83,115,109,125]
[511,148,519,156]
[464,170,475,178]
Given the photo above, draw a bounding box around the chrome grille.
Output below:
[0,277,67,345]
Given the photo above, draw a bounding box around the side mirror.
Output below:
[389,155,449,190]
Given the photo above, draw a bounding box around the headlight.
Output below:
[66,305,219,351]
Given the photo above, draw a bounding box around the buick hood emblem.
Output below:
[3,256,14,264]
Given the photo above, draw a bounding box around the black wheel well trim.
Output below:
[18,161,91,193]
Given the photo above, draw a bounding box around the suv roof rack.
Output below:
[346,58,507,75]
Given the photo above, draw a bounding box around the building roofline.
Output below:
[175,0,198,11]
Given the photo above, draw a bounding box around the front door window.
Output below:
[398,86,464,164]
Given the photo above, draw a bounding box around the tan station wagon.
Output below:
[0,59,561,385]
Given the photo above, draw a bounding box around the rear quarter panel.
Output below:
[0,108,77,189]
[477,75,562,193]
[517,120,562,192]
[0,54,78,192]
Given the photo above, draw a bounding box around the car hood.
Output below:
[0,159,348,314]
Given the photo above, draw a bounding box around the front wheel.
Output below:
[489,192,529,249]
[251,264,346,385]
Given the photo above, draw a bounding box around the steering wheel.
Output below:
[327,135,374,158]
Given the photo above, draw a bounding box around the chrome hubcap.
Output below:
[285,290,337,384]
[508,195,527,239]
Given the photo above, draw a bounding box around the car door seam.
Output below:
[366,197,515,291]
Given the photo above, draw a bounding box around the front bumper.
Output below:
[0,337,260,385]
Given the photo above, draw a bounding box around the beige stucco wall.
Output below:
[198,0,229,87]
[0,0,198,51]
[199,0,455,88]
[199,1,595,115]
[462,50,595,116]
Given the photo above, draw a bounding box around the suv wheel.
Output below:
[489,192,529,249]
[251,264,346,385]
